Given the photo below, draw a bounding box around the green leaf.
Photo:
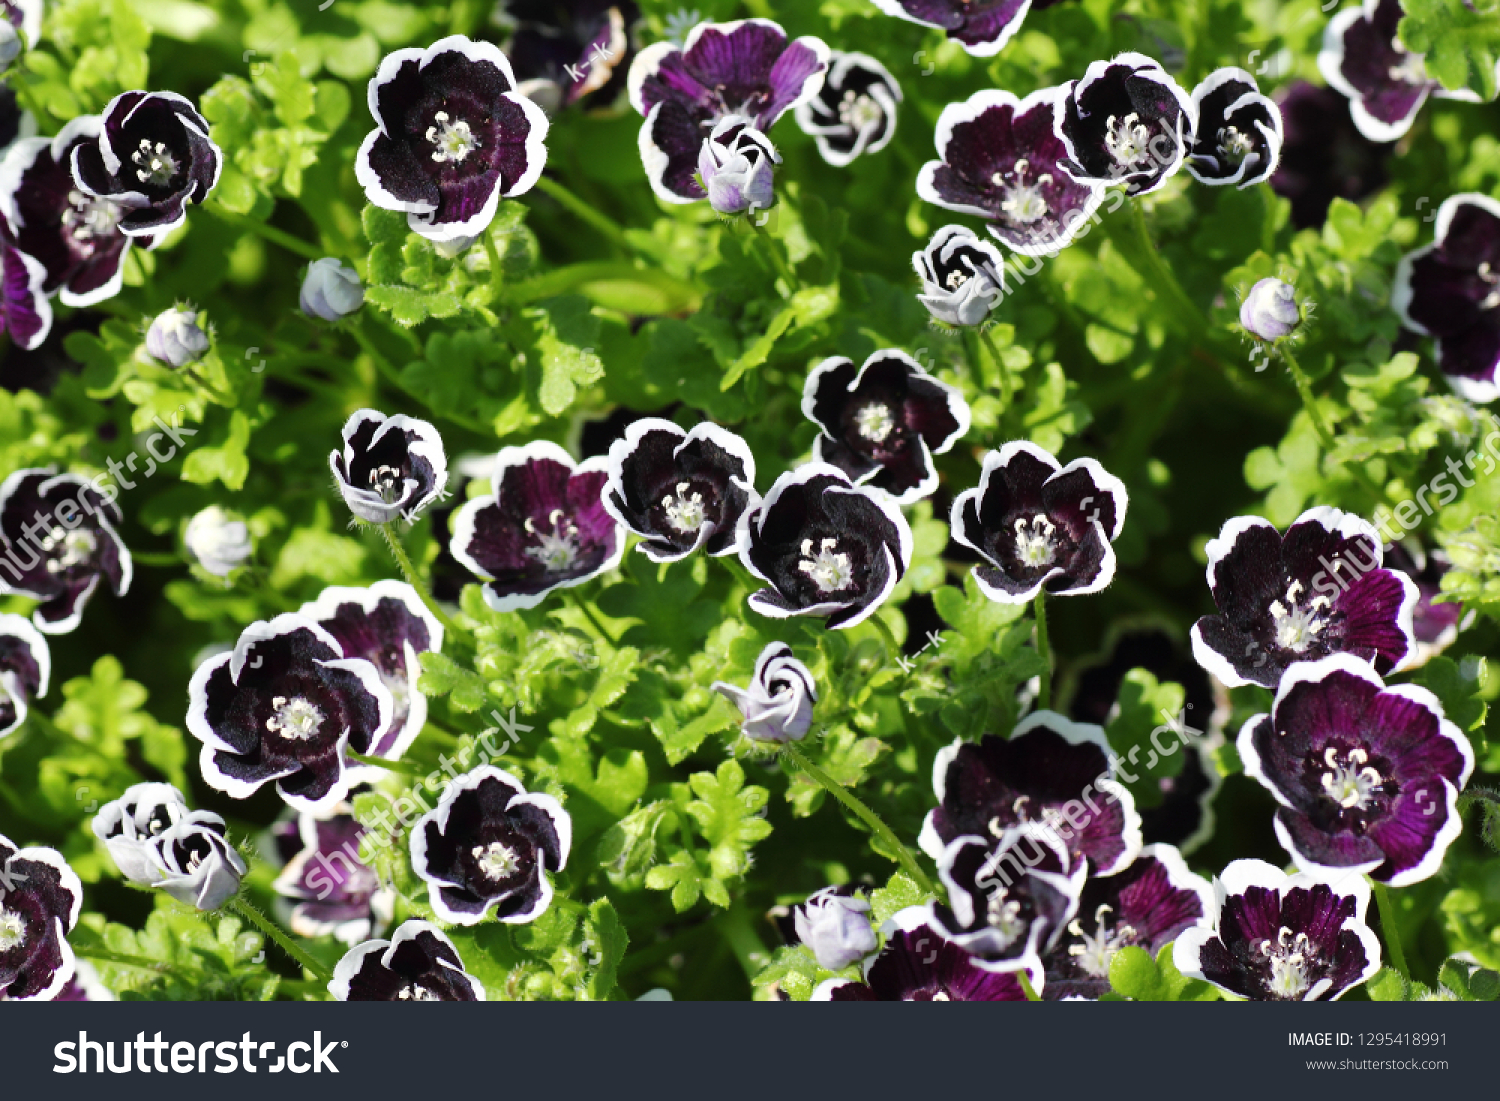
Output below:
[180,410,252,490]
[1400,0,1500,99]
[583,898,629,1000]
[1108,945,1163,1000]
[417,651,488,712]
[529,297,606,416]
[1366,966,1410,1001]
[870,872,927,926]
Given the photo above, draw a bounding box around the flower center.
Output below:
[472,840,520,882]
[1216,126,1254,164]
[854,403,896,443]
[661,482,707,533]
[1012,514,1056,569]
[1067,903,1138,978]
[1478,262,1500,311]
[0,906,24,952]
[837,90,882,132]
[1105,113,1153,167]
[797,538,853,592]
[1268,580,1331,653]
[368,465,405,504]
[1320,744,1383,810]
[985,888,1026,950]
[132,139,179,187]
[62,190,123,255]
[524,509,582,573]
[1387,41,1428,85]
[991,158,1053,225]
[1260,926,1314,998]
[426,110,480,164]
[40,527,97,574]
[397,983,441,1000]
[945,268,972,290]
[266,695,325,740]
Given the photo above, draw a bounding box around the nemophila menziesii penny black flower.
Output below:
[1383,541,1466,663]
[330,919,484,1001]
[299,580,443,765]
[1239,655,1474,887]
[0,468,131,633]
[499,0,639,112]
[626,19,829,203]
[355,35,550,243]
[0,239,49,349]
[91,782,187,886]
[450,440,624,611]
[1184,68,1283,188]
[601,418,757,563]
[736,463,912,630]
[1174,859,1380,1001]
[1041,844,1212,1000]
[802,350,970,506]
[711,642,817,744]
[410,766,571,925]
[0,611,46,740]
[0,835,81,1001]
[812,907,1026,1001]
[146,810,247,911]
[867,0,1058,57]
[188,613,395,815]
[69,90,221,237]
[793,51,901,167]
[697,115,780,217]
[918,89,1105,257]
[950,441,1128,603]
[1270,81,1390,231]
[1056,52,1196,197]
[1391,194,1500,403]
[1189,507,1418,690]
[273,805,393,944]
[913,225,1006,328]
[0,116,153,309]
[919,711,1144,877]
[330,409,449,525]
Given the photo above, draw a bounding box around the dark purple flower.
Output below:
[1317,0,1476,144]
[950,441,1128,603]
[1056,52,1196,197]
[1239,654,1474,887]
[1190,507,1418,690]
[812,907,1027,1000]
[356,35,549,243]
[70,90,221,237]
[1041,843,1212,999]
[54,961,112,1002]
[188,613,395,815]
[918,88,1105,256]
[1184,68,1283,188]
[920,711,1144,877]
[450,440,625,612]
[330,409,449,525]
[1392,194,1500,403]
[500,0,640,111]
[867,0,1034,57]
[92,782,188,885]
[273,804,393,944]
[1269,81,1390,231]
[0,835,81,1001]
[1174,859,1380,1001]
[410,765,571,926]
[735,462,912,630]
[147,810,247,910]
[330,919,484,1001]
[601,418,757,563]
[802,350,970,506]
[0,239,49,349]
[912,225,1006,327]
[0,116,154,308]
[0,611,47,740]
[1384,541,1466,661]
[793,51,901,167]
[626,19,829,203]
[0,468,131,633]
[711,641,817,744]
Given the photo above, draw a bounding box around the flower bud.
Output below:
[144,306,209,367]
[184,506,253,577]
[913,226,1006,329]
[300,257,364,321]
[711,642,817,743]
[698,115,780,217]
[92,783,189,885]
[148,811,247,910]
[0,21,22,71]
[1239,277,1301,341]
[794,886,877,971]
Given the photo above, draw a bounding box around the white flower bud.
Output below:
[148,811,247,911]
[300,258,364,321]
[1240,277,1301,341]
[914,225,1006,328]
[144,306,210,368]
[711,642,816,743]
[91,782,189,885]
[698,115,780,217]
[794,887,876,971]
[184,506,253,577]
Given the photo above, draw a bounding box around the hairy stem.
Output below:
[750,218,800,294]
[1281,345,1390,506]
[564,587,617,646]
[534,175,631,251]
[227,897,333,984]
[347,749,426,775]
[867,611,902,666]
[978,325,1016,437]
[379,524,465,644]
[77,947,195,982]
[1125,200,1207,337]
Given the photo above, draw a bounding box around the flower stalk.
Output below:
[227,897,333,983]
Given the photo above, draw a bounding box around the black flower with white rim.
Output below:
[626,19,829,203]
[1056,52,1197,197]
[1173,859,1380,1001]
[356,35,550,243]
[711,641,817,744]
[188,613,395,815]
[450,440,625,612]
[1184,68,1283,189]
[866,0,1053,57]
[146,810,247,911]
[1391,194,1500,403]
[410,765,571,926]
[91,781,188,886]
[1190,507,1418,690]
[273,804,394,945]
[0,835,81,1001]
[69,90,220,237]
[793,51,901,167]
[0,468,132,633]
[0,115,155,308]
[0,239,50,350]
[330,919,484,1001]
[330,409,448,526]
[912,224,1007,329]
[736,462,913,630]
[0,611,47,740]
[601,417,758,563]
[918,88,1106,257]
[802,349,971,505]
[500,0,640,112]
[950,441,1128,603]
[1269,80,1391,231]
[812,907,1026,1001]
[298,580,443,764]
[1040,843,1213,1000]
[1239,654,1474,888]
[919,710,1144,877]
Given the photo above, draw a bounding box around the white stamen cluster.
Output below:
[1268,580,1331,653]
[1068,903,1139,978]
[854,403,896,443]
[837,89,882,132]
[985,888,1027,950]
[132,139,179,187]
[1478,262,1500,311]
[524,509,582,573]
[1012,514,1057,569]
[1105,113,1152,167]
[991,158,1053,225]
[426,110,480,164]
[1386,41,1428,85]
[1319,744,1383,810]
[1216,126,1254,164]
[661,482,707,533]
[266,696,325,740]
[368,465,405,504]
[472,840,520,881]
[62,190,123,256]
[39,528,97,575]
[797,537,853,592]
[0,906,24,952]
[1261,926,1314,998]
[397,983,441,1000]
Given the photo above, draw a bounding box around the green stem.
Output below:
[533,175,631,251]
[347,749,426,775]
[1033,590,1051,711]
[1281,345,1390,506]
[204,204,324,262]
[721,554,760,595]
[867,612,901,664]
[713,904,771,982]
[749,218,799,294]
[978,325,1016,437]
[1260,183,1278,257]
[1017,969,1041,1002]
[227,898,333,983]
[782,741,938,898]
[182,363,234,404]
[1371,879,1409,981]
[77,947,195,982]
[1125,200,1207,337]
[379,524,466,643]
[506,260,701,311]
[483,226,505,302]
[564,587,617,645]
